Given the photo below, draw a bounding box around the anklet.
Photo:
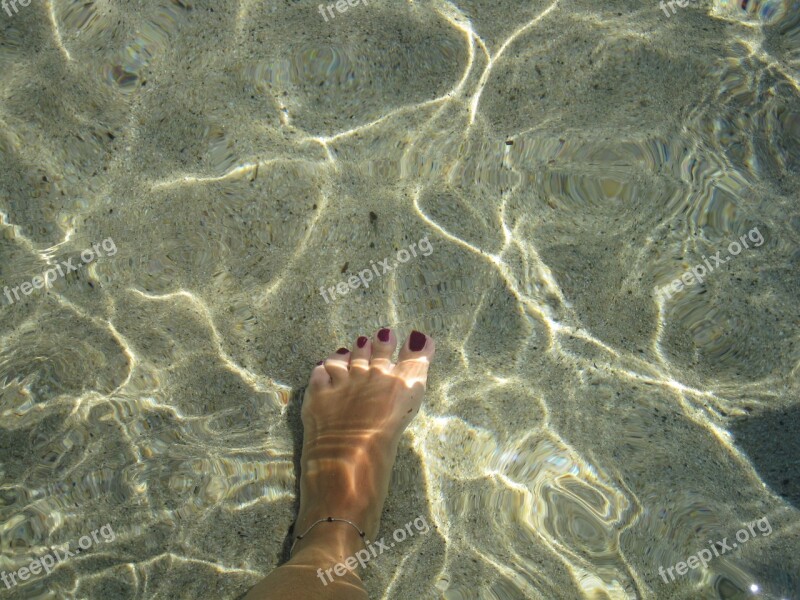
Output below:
[290,517,368,555]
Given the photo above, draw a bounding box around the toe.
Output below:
[371,328,397,363]
[398,330,435,361]
[395,330,435,386]
[350,335,371,374]
[308,361,332,390]
[324,347,351,384]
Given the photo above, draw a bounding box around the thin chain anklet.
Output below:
[290,517,368,555]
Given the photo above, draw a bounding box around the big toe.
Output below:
[395,330,435,386]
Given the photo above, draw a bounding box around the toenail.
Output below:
[357,336,368,348]
[336,347,349,354]
[378,328,390,342]
[317,361,324,366]
[409,330,427,351]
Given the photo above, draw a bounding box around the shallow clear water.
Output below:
[0,0,799,599]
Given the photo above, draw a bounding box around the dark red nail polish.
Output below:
[357,336,368,348]
[378,328,390,342]
[336,347,349,354]
[317,361,324,366]
[409,330,426,351]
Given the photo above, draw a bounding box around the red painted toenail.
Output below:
[336,347,349,354]
[378,328,390,342]
[357,336,368,348]
[317,361,324,366]
[409,330,426,351]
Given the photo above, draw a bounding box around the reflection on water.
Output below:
[0,0,798,598]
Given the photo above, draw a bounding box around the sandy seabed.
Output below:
[0,0,799,598]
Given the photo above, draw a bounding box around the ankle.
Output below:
[296,463,386,538]
[290,519,368,564]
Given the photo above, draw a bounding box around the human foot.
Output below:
[291,328,435,563]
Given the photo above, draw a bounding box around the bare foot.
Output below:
[291,328,435,563]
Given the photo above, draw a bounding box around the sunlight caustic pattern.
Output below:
[0,0,798,598]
